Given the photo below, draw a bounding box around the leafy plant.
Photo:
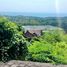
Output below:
[0,17,28,62]
[28,30,67,64]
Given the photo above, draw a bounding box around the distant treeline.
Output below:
[4,16,67,32]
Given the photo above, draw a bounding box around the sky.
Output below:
[0,0,67,13]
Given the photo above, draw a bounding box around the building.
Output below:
[22,25,62,38]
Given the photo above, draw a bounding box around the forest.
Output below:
[0,16,67,64]
[5,16,67,32]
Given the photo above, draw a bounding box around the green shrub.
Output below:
[41,30,66,43]
[0,17,28,62]
[51,42,67,64]
[28,41,53,62]
[28,41,67,64]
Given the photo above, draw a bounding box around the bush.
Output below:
[51,42,67,64]
[28,41,53,63]
[0,17,28,62]
[41,30,66,43]
[28,36,67,64]
[28,41,67,64]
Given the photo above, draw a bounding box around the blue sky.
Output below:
[0,0,67,13]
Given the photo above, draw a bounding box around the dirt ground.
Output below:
[0,60,67,67]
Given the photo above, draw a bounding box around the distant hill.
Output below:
[5,16,67,32]
[0,15,67,32]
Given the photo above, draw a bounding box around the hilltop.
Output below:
[3,16,67,32]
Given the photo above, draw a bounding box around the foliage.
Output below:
[28,30,67,64]
[41,30,66,43]
[0,16,67,64]
[28,41,67,64]
[0,17,28,62]
[51,42,67,64]
[5,16,67,32]
[28,41,52,62]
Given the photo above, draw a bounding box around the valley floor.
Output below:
[0,60,67,67]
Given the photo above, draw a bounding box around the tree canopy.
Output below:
[0,17,28,62]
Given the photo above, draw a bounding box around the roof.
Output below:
[22,25,62,31]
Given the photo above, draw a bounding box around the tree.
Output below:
[0,17,28,62]
[41,29,65,43]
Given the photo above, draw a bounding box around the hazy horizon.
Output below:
[0,12,67,17]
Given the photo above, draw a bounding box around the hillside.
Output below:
[0,16,67,65]
[4,16,67,32]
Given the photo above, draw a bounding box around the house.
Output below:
[24,30,37,38]
[22,25,63,38]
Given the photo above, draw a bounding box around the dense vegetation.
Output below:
[27,30,67,64]
[0,16,67,64]
[5,16,67,32]
[0,17,28,62]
